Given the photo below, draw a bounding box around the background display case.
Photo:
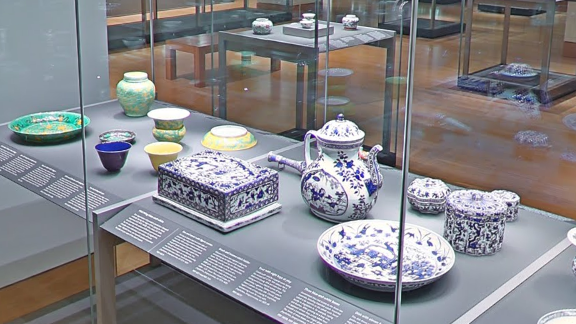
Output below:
[3,0,576,323]
[457,0,576,104]
[378,0,464,38]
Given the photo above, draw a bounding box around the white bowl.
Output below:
[122,37,145,49]
[161,20,183,29]
[538,309,576,324]
[567,228,576,246]
[147,107,190,121]
[317,219,455,291]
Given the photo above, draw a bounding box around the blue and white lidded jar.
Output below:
[406,178,451,214]
[491,190,520,222]
[568,228,576,277]
[443,190,507,256]
[252,18,273,35]
[342,14,359,30]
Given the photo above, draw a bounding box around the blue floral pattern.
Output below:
[443,190,507,256]
[158,150,279,221]
[406,178,451,214]
[301,149,381,222]
[317,220,455,291]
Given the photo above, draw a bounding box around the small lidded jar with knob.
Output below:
[567,228,576,277]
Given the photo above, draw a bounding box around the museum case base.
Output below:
[152,195,282,232]
[421,0,461,3]
[282,23,335,38]
[378,18,462,39]
[457,64,576,104]
[477,4,546,16]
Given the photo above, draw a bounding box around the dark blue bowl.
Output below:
[95,142,131,172]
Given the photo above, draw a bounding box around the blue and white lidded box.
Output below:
[157,150,279,221]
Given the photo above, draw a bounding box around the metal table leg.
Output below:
[462,0,475,75]
[501,5,511,65]
[218,38,227,119]
[383,36,396,154]
[296,62,305,128]
[306,58,318,130]
[430,0,438,30]
[141,0,147,34]
[539,0,555,91]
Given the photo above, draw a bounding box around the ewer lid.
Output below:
[316,114,364,146]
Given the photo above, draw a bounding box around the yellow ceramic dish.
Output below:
[201,125,257,151]
[144,142,183,171]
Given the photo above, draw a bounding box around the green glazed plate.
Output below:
[99,129,136,143]
[8,111,90,143]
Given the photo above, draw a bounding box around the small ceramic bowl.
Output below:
[300,19,314,29]
[537,309,576,324]
[161,20,182,29]
[99,129,136,143]
[201,125,257,151]
[95,142,132,172]
[122,37,145,49]
[302,13,316,20]
[144,142,183,171]
[147,108,190,130]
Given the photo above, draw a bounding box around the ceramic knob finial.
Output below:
[336,114,345,121]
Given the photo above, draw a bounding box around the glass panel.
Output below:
[315,0,401,165]
[396,0,576,322]
[107,0,156,99]
[0,0,106,322]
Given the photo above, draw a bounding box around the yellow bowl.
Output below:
[144,142,183,171]
[201,125,257,151]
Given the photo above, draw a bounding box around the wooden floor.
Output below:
[108,1,576,219]
[4,2,576,323]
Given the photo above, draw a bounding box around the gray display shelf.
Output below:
[0,100,300,289]
[474,246,576,323]
[94,144,576,324]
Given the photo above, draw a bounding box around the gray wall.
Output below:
[0,0,110,123]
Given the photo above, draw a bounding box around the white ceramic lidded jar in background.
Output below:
[342,14,359,30]
[567,228,576,278]
[252,18,273,35]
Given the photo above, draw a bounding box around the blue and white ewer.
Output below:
[268,114,383,222]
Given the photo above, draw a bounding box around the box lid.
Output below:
[159,150,277,193]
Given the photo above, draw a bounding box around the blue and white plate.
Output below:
[317,220,455,292]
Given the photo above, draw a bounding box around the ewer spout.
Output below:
[268,152,306,174]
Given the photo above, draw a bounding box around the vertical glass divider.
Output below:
[393,0,419,322]
[149,0,156,86]
[321,0,332,125]
[72,0,95,322]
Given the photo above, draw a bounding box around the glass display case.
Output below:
[378,0,463,38]
[457,0,576,104]
[3,0,576,323]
